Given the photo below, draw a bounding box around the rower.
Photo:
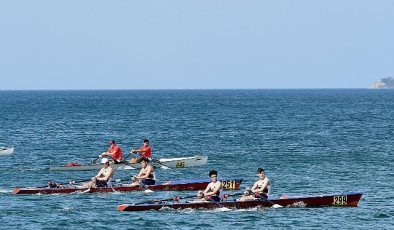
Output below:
[83,158,113,188]
[191,190,208,203]
[238,187,255,201]
[130,157,156,186]
[251,167,271,199]
[202,170,223,202]
[129,139,151,163]
[100,139,123,164]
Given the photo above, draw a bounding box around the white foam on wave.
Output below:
[201,207,232,212]
[62,206,74,211]
[15,167,43,172]
[233,207,261,212]
[0,188,12,193]
[179,208,195,213]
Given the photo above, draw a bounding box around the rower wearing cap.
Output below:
[251,168,271,199]
[130,157,156,186]
[202,170,223,202]
[101,139,123,164]
[83,158,113,188]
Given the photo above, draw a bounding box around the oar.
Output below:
[122,152,133,162]
[90,156,101,165]
[261,197,283,208]
[223,192,282,208]
[114,177,132,183]
[68,178,93,185]
[255,195,283,208]
[138,181,154,193]
[222,192,244,199]
[151,159,170,170]
[133,194,197,205]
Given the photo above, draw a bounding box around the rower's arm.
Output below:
[108,147,117,156]
[251,181,259,192]
[131,148,141,153]
[136,167,152,179]
[98,168,113,181]
[252,179,269,193]
[205,182,222,196]
[97,168,113,181]
[203,184,210,194]
[134,168,144,179]
[94,169,104,179]
[101,146,114,157]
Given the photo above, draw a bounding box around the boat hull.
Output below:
[117,192,363,211]
[13,177,242,195]
[48,155,208,171]
[0,147,14,156]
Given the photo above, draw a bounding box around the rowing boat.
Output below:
[13,177,242,195]
[48,155,208,171]
[117,192,363,211]
[0,146,14,156]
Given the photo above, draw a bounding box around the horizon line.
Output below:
[0,87,377,91]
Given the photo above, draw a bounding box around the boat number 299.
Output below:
[333,196,348,206]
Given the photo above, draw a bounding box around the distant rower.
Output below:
[196,170,223,202]
[240,167,271,201]
[130,158,156,186]
[129,139,151,163]
[100,139,123,164]
[83,158,113,188]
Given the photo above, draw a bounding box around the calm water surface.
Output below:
[0,89,393,229]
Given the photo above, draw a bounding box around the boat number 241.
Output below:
[333,196,348,206]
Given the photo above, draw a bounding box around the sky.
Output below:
[0,0,393,90]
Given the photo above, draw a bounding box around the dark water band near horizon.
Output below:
[0,89,393,229]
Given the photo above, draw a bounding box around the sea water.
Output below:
[0,89,393,229]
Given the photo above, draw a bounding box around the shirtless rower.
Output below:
[251,167,271,199]
[201,170,223,202]
[239,167,271,201]
[83,158,113,188]
[130,158,156,186]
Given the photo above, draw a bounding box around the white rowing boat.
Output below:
[48,155,208,171]
[0,147,14,156]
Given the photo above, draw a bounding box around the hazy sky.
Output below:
[0,1,393,90]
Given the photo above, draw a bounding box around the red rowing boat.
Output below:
[12,177,243,195]
[117,192,362,211]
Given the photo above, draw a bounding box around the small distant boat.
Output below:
[48,155,208,171]
[117,192,363,212]
[0,146,14,156]
[13,177,243,195]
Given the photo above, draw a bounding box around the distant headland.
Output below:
[370,77,394,89]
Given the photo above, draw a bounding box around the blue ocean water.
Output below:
[0,89,393,229]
